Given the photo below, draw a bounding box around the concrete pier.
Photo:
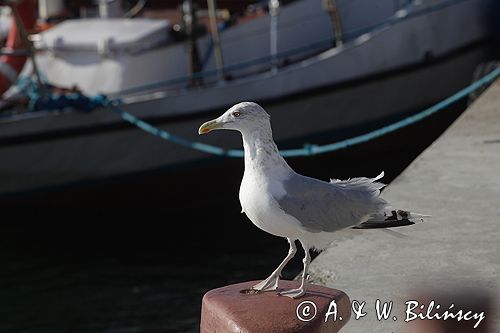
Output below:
[307,78,500,332]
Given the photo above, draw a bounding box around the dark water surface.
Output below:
[0,101,466,332]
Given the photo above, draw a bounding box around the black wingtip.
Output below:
[353,219,415,229]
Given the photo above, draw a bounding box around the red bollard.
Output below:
[201,280,351,332]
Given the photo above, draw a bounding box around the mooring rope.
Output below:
[106,67,500,158]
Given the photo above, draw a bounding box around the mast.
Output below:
[182,0,202,85]
[207,0,225,81]
[269,0,280,74]
[323,0,343,47]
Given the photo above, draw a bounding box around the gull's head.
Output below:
[198,102,270,135]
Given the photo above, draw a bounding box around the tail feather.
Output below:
[372,171,385,182]
[353,209,429,229]
[328,170,429,230]
[386,209,430,222]
[330,171,386,192]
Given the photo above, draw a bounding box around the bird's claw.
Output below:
[278,287,305,298]
[252,275,279,292]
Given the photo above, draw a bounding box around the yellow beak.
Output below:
[198,119,223,135]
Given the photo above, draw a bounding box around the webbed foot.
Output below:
[278,287,305,298]
[251,274,279,292]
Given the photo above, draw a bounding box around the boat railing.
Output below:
[110,0,468,99]
[2,0,476,105]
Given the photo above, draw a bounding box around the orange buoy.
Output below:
[0,0,36,96]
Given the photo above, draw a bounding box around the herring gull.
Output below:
[198,102,426,298]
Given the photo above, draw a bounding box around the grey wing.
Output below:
[277,173,388,233]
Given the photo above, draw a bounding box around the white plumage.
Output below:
[199,102,425,298]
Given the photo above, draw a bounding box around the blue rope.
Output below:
[107,67,500,158]
[107,99,244,158]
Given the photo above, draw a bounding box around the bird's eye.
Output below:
[233,111,241,117]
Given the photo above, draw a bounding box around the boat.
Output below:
[0,0,496,196]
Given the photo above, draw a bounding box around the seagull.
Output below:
[198,102,426,298]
